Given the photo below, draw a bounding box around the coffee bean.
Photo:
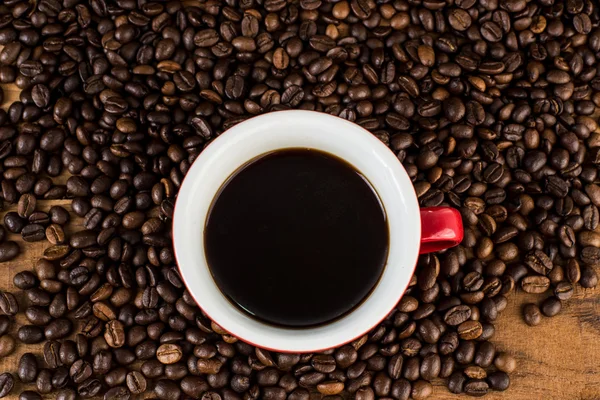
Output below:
[411,380,432,400]
[4,212,24,233]
[13,271,37,289]
[0,292,18,316]
[464,379,488,396]
[541,297,562,317]
[17,193,36,218]
[523,303,543,326]
[78,378,102,398]
[0,241,19,262]
[154,380,181,400]
[448,9,471,31]
[420,354,440,381]
[102,320,124,348]
[46,224,65,245]
[56,389,76,400]
[43,245,70,261]
[70,360,92,384]
[455,341,476,365]
[125,371,146,395]
[34,368,52,394]
[0,373,14,398]
[464,366,487,380]
[19,391,42,400]
[580,266,599,288]
[49,206,69,225]
[46,363,67,389]
[103,386,130,400]
[17,325,44,344]
[494,352,517,373]
[197,358,223,374]
[458,321,483,340]
[157,343,183,364]
[418,319,440,344]
[317,381,344,395]
[43,341,61,369]
[521,276,550,294]
[444,305,471,326]
[524,250,553,275]
[448,371,466,394]
[22,224,45,242]
[18,353,38,383]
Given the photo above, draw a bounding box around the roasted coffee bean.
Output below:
[444,305,471,326]
[43,341,62,369]
[448,371,466,394]
[70,360,93,384]
[78,378,102,398]
[46,224,65,245]
[494,352,517,373]
[411,380,432,400]
[105,367,129,388]
[43,245,70,261]
[13,271,37,289]
[541,297,562,317]
[0,335,15,357]
[17,353,38,384]
[52,366,69,389]
[521,276,550,294]
[455,341,476,365]
[49,206,69,225]
[17,194,36,218]
[0,292,18,316]
[56,389,76,400]
[22,224,45,242]
[474,341,495,368]
[0,242,19,262]
[524,250,553,275]
[157,343,182,364]
[487,371,510,391]
[104,320,125,348]
[45,318,72,340]
[0,373,14,398]
[4,212,24,233]
[19,391,42,400]
[103,386,130,400]
[125,371,146,395]
[523,303,543,327]
[464,379,489,396]
[35,369,53,394]
[580,266,599,288]
[154,380,181,400]
[458,321,483,340]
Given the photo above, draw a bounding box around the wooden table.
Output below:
[1,83,600,400]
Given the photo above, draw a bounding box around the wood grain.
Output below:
[1,71,600,400]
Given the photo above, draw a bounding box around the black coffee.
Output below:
[205,148,389,327]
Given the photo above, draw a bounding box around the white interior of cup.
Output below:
[173,110,421,352]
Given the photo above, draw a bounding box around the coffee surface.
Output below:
[205,148,388,327]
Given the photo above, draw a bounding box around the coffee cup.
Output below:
[173,110,463,352]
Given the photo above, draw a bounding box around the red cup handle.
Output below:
[419,207,464,254]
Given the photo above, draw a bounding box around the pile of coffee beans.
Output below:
[0,0,598,398]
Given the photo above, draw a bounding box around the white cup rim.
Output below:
[173,110,421,353]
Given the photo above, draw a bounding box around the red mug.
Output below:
[174,111,464,352]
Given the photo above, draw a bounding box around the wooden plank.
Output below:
[1,68,600,400]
